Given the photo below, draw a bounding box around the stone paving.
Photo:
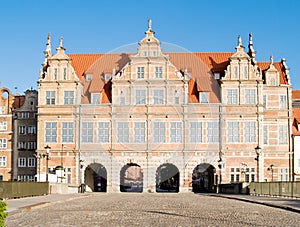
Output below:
[5,193,300,227]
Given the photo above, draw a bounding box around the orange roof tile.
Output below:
[292,90,300,100]
[257,62,288,85]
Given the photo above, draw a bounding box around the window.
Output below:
[119,90,126,105]
[263,125,268,145]
[28,176,35,182]
[200,92,209,103]
[62,122,74,143]
[279,125,288,144]
[227,122,239,143]
[244,122,256,142]
[214,73,220,80]
[45,122,57,143]
[0,139,7,149]
[117,122,129,143]
[105,74,110,81]
[155,66,162,78]
[18,157,26,167]
[134,122,145,143]
[207,122,219,143]
[136,89,146,105]
[21,112,30,118]
[28,125,36,134]
[27,142,36,150]
[0,121,7,130]
[263,95,267,108]
[233,66,238,79]
[64,91,74,105]
[245,168,256,182]
[98,122,109,143]
[18,142,26,150]
[81,122,93,143]
[137,67,144,79]
[28,158,36,167]
[0,106,5,114]
[63,68,67,80]
[243,66,248,79]
[154,89,164,104]
[245,89,256,104]
[46,91,56,105]
[54,68,57,80]
[278,168,288,181]
[0,157,6,167]
[270,78,275,86]
[91,93,101,104]
[170,122,182,143]
[280,95,287,109]
[190,122,202,143]
[86,74,92,81]
[153,122,165,143]
[67,167,72,184]
[230,168,240,183]
[19,125,26,135]
[227,89,238,104]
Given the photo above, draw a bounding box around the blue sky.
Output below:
[0,0,299,93]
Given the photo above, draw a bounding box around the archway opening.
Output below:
[192,163,216,193]
[85,163,107,192]
[156,163,179,193]
[120,163,143,192]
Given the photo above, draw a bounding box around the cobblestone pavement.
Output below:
[6,193,300,227]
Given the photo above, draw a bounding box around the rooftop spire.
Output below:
[145,18,155,36]
[270,55,274,65]
[248,32,257,65]
[44,33,52,58]
[235,35,244,52]
[56,36,66,53]
[238,35,242,46]
[148,18,152,31]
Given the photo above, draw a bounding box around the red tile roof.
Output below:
[292,108,300,135]
[292,90,300,100]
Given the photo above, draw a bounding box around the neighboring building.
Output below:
[37,20,292,192]
[0,88,14,181]
[292,90,300,181]
[11,89,38,181]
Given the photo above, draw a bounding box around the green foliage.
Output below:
[0,200,7,227]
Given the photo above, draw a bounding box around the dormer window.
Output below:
[91,93,101,104]
[54,68,58,80]
[270,78,276,86]
[105,74,111,81]
[200,92,209,103]
[214,73,220,80]
[63,68,67,80]
[155,66,162,78]
[86,74,92,81]
[243,66,248,79]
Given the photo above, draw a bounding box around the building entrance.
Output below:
[156,163,179,192]
[192,163,216,193]
[120,163,143,192]
[85,163,107,192]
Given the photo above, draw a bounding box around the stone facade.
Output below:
[36,21,292,192]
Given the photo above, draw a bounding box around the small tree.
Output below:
[0,200,7,226]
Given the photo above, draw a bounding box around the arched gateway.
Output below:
[192,163,216,193]
[85,163,107,192]
[156,163,179,192]
[120,163,143,192]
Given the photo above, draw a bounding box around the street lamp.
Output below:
[267,164,274,182]
[254,145,261,182]
[44,145,51,182]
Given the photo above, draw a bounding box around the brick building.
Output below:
[36,20,292,192]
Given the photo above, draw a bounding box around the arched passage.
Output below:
[156,163,179,192]
[85,163,107,192]
[120,163,143,192]
[192,163,216,193]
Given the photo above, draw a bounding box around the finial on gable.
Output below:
[238,35,242,46]
[59,37,63,48]
[270,55,274,65]
[248,32,257,65]
[148,18,152,31]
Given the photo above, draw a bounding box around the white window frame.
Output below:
[64,91,74,105]
[91,93,101,104]
[28,157,36,167]
[0,138,7,149]
[278,168,288,181]
[117,122,129,143]
[190,122,202,143]
[227,89,238,104]
[27,142,36,150]
[136,89,146,105]
[0,156,6,167]
[200,92,209,103]
[28,125,36,135]
[207,122,219,143]
[97,122,110,143]
[18,141,27,150]
[137,67,145,79]
[81,122,93,143]
[155,66,162,78]
[280,95,287,109]
[62,122,74,143]
[134,122,145,143]
[18,157,26,167]
[243,65,248,79]
[45,122,57,143]
[46,91,56,105]
[170,122,182,143]
[153,122,165,143]
[263,125,268,145]
[19,125,26,135]
[153,89,164,104]
[245,89,256,104]
[0,121,7,130]
[244,122,256,143]
[227,122,239,143]
[279,124,288,144]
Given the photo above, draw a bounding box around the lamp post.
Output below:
[267,164,274,182]
[44,145,51,182]
[254,145,261,182]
